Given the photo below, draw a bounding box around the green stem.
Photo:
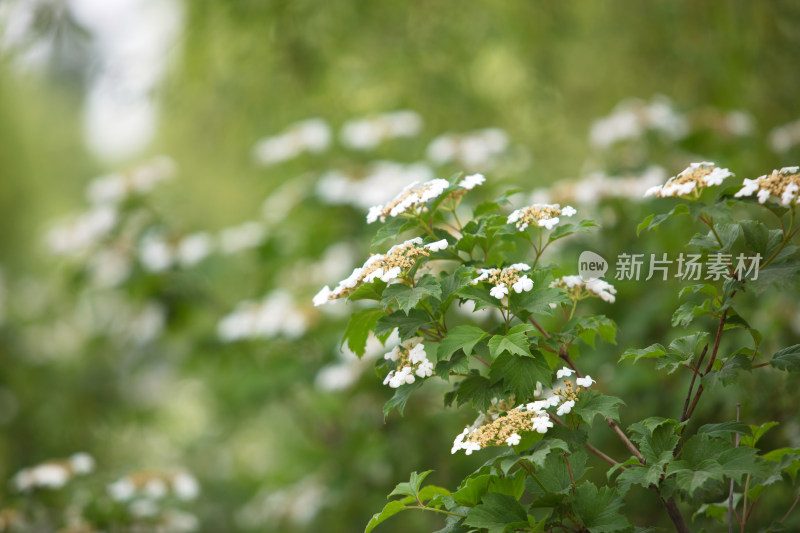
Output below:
[407,505,465,518]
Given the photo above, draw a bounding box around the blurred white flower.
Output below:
[427,128,509,170]
[218,221,267,254]
[340,110,423,150]
[458,173,486,190]
[576,375,595,387]
[253,118,331,166]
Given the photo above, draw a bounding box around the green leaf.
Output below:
[439,265,472,302]
[619,343,666,364]
[365,500,407,533]
[488,323,534,359]
[571,482,631,533]
[668,332,709,358]
[456,284,499,311]
[489,351,552,396]
[665,459,724,496]
[523,438,570,469]
[453,474,491,506]
[771,344,800,372]
[511,287,571,316]
[342,308,383,357]
[569,315,617,347]
[375,309,430,339]
[739,219,770,255]
[383,380,424,418]
[637,203,689,235]
[740,421,779,448]
[548,219,598,242]
[349,279,387,301]
[452,375,503,411]
[716,446,770,483]
[381,275,441,313]
[437,325,488,362]
[389,470,433,499]
[371,217,416,247]
[464,493,527,533]
[698,421,752,439]
[573,390,624,426]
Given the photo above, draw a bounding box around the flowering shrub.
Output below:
[317,165,800,532]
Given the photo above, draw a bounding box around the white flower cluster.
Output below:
[316,161,435,210]
[13,453,95,491]
[589,95,688,150]
[236,476,327,530]
[644,162,733,199]
[734,166,800,206]
[218,221,268,254]
[426,128,510,170]
[253,118,331,166]
[218,291,308,342]
[46,205,118,256]
[382,337,434,388]
[314,237,437,306]
[340,110,423,150]
[451,368,596,455]
[86,156,177,205]
[769,118,800,153]
[529,166,667,206]
[458,173,486,190]
[551,275,617,304]
[108,470,200,503]
[507,204,576,231]
[366,178,451,223]
[471,263,534,299]
[138,231,215,272]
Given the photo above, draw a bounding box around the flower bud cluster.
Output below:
[382,337,434,388]
[366,179,451,223]
[550,275,617,304]
[471,263,534,299]
[507,204,576,231]
[13,453,95,492]
[314,238,439,306]
[644,161,732,198]
[451,368,596,455]
[735,166,800,206]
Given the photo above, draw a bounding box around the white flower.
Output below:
[576,375,595,388]
[531,415,554,434]
[556,400,575,416]
[69,453,95,475]
[526,400,547,414]
[544,395,560,408]
[143,478,168,499]
[512,275,533,294]
[508,263,531,271]
[451,427,471,454]
[459,173,486,190]
[172,473,200,501]
[381,266,402,282]
[366,206,383,224]
[538,217,560,230]
[177,233,213,267]
[505,433,521,446]
[108,478,136,501]
[463,441,482,455]
[757,188,771,204]
[313,286,331,307]
[561,205,577,217]
[734,178,760,198]
[425,239,448,252]
[702,167,732,186]
[556,366,575,379]
[416,360,434,378]
[490,284,509,299]
[585,278,618,303]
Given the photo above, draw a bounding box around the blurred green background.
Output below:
[1,1,799,531]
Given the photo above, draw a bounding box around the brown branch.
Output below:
[529,317,550,339]
[681,344,708,422]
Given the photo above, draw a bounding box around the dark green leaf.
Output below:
[375,309,430,339]
[383,380,424,418]
[437,325,488,362]
[571,482,631,533]
[464,493,527,533]
[487,323,534,359]
[620,343,666,364]
[365,500,407,533]
[637,204,689,235]
[489,351,552,396]
[771,344,800,372]
[389,470,433,499]
[342,308,383,357]
[573,390,624,426]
